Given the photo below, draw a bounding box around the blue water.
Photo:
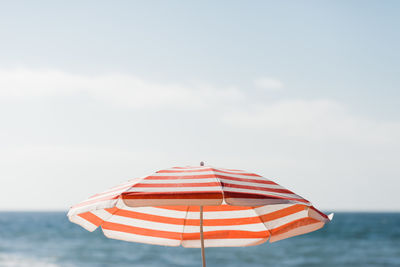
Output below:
[0,212,399,267]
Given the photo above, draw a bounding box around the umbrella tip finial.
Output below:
[200,161,204,166]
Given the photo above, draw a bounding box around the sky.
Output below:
[0,1,399,211]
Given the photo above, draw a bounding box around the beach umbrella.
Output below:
[68,164,333,267]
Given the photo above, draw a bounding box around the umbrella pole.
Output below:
[200,205,206,267]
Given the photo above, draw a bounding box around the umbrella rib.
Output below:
[250,207,272,243]
[98,198,124,230]
[180,205,191,246]
[210,167,226,204]
[200,206,206,267]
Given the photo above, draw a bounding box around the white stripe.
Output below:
[269,221,324,243]
[222,187,303,200]
[218,174,272,182]
[264,210,308,229]
[112,207,266,223]
[68,199,118,216]
[213,167,249,173]
[150,171,265,180]
[71,193,120,209]
[118,207,261,220]
[164,166,251,174]
[161,167,209,171]
[118,207,188,218]
[137,178,285,191]
[253,203,294,215]
[182,238,267,248]
[139,178,218,184]
[91,209,115,221]
[107,212,267,233]
[102,229,181,246]
[186,210,256,220]
[68,215,98,232]
[183,223,266,233]
[218,178,285,190]
[106,215,268,233]
[108,215,185,232]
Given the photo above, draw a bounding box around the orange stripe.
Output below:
[105,207,119,214]
[184,205,305,226]
[182,230,269,240]
[200,205,254,212]
[210,168,260,177]
[102,221,182,240]
[112,209,261,227]
[111,206,308,227]
[113,209,186,225]
[185,217,261,226]
[217,175,277,185]
[222,182,292,194]
[78,212,103,227]
[259,204,306,222]
[224,192,309,204]
[270,217,320,236]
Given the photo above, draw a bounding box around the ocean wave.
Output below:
[0,253,61,267]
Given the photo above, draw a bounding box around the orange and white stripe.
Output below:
[68,166,332,247]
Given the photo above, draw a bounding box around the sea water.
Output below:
[0,212,399,266]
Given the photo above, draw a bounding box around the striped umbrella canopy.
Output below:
[68,165,333,266]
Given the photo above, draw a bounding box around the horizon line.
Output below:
[0,209,399,213]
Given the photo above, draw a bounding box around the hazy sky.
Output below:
[0,1,399,211]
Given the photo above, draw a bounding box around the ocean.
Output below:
[0,212,399,267]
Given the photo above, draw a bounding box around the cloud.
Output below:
[0,69,243,109]
[222,99,400,146]
[221,99,400,211]
[254,77,284,91]
[1,68,400,211]
[2,68,398,147]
